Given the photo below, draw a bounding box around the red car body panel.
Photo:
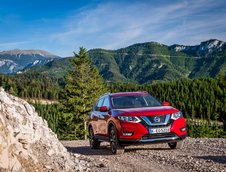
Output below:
[112,106,179,116]
[118,122,148,139]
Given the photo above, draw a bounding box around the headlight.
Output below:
[171,112,183,120]
[118,116,141,123]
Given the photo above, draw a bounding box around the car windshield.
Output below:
[111,95,162,109]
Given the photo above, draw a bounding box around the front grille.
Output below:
[140,114,171,128]
[142,133,176,140]
[147,115,166,123]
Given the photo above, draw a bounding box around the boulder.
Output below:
[0,87,84,171]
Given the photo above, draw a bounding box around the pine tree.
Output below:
[59,47,106,140]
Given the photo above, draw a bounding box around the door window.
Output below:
[102,96,110,108]
[94,98,104,111]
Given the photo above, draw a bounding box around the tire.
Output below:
[109,126,125,154]
[168,140,184,149]
[89,127,100,149]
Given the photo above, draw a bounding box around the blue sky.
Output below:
[0,0,226,57]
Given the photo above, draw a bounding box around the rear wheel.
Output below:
[168,140,184,149]
[89,127,100,149]
[109,126,125,154]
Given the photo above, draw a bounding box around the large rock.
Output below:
[0,88,84,171]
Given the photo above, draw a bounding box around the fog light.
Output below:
[180,127,186,132]
[123,132,133,136]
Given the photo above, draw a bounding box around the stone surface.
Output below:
[0,88,87,171]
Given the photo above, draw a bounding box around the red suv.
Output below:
[88,92,187,154]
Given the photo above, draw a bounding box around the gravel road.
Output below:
[61,138,226,172]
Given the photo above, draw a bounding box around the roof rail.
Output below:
[100,92,111,97]
[111,91,148,94]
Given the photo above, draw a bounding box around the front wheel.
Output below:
[89,127,100,149]
[109,127,124,154]
[168,140,184,149]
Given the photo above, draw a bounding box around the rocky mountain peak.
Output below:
[199,39,225,51]
[171,44,187,52]
[171,39,226,55]
[0,49,59,58]
[0,88,87,171]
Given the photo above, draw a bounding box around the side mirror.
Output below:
[162,102,170,106]
[99,106,108,112]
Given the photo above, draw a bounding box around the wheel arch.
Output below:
[108,121,116,135]
[88,123,93,131]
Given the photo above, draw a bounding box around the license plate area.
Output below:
[149,127,170,134]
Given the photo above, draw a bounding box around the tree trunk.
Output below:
[84,120,87,140]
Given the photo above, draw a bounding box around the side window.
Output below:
[94,98,104,111]
[97,98,104,107]
[102,96,110,108]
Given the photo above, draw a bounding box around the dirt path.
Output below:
[61,138,226,172]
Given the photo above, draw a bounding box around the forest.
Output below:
[0,72,61,100]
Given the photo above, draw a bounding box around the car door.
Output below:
[90,98,104,135]
[98,96,111,137]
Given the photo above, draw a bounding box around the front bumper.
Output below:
[117,117,187,145]
[119,133,187,145]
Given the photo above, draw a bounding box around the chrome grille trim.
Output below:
[141,114,171,126]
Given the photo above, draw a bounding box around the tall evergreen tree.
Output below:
[59,47,106,140]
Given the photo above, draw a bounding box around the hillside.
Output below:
[22,57,72,79]
[88,39,226,83]
[88,43,190,83]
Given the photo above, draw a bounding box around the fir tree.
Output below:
[59,47,106,140]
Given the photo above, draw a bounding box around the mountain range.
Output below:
[0,49,59,74]
[0,39,225,83]
[88,39,226,83]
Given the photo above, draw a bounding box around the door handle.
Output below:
[99,114,105,119]
[99,113,110,119]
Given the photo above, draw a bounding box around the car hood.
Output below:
[114,106,179,116]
